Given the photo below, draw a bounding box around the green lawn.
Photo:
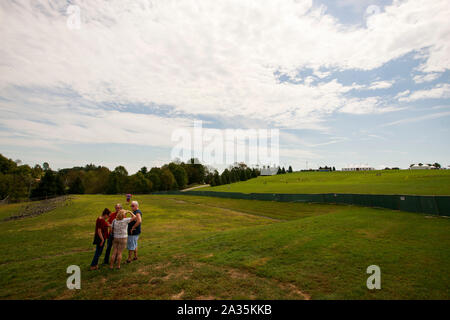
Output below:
[202,170,450,195]
[0,194,449,300]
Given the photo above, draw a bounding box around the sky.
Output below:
[0,0,449,173]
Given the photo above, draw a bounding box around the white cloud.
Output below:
[339,97,401,114]
[431,105,450,110]
[0,0,448,133]
[367,80,394,90]
[395,90,410,99]
[413,73,441,84]
[399,84,450,102]
[0,89,192,149]
[313,70,332,79]
[382,111,450,127]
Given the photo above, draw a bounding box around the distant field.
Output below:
[202,170,450,195]
[0,194,449,300]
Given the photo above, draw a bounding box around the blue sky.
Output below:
[0,0,449,173]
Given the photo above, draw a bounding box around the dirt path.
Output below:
[180,184,210,192]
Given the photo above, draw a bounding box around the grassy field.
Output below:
[202,170,450,195]
[0,194,449,300]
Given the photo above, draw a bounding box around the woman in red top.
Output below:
[90,208,111,270]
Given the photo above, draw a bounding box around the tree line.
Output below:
[205,163,260,187]
[276,166,293,174]
[0,154,260,202]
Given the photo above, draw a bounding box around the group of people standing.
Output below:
[90,200,143,270]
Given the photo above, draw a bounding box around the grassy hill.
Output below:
[0,194,449,299]
[202,170,450,195]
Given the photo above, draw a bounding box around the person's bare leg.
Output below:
[127,250,132,262]
[134,248,138,260]
[117,250,123,269]
[110,248,117,269]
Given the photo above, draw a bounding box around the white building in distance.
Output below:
[260,167,279,176]
[410,164,438,170]
[342,166,375,171]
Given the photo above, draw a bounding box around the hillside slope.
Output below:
[0,195,449,299]
[202,170,450,195]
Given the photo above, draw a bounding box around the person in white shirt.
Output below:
[109,209,136,269]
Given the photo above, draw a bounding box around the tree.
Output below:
[433,163,441,169]
[182,158,206,185]
[205,172,214,185]
[68,177,85,194]
[31,170,65,198]
[84,164,98,171]
[32,164,44,179]
[248,168,253,178]
[105,172,120,195]
[0,171,32,200]
[0,173,10,199]
[167,163,188,190]
[85,166,110,194]
[0,154,16,174]
[114,166,128,176]
[160,169,176,191]
[148,169,162,191]
[112,166,129,193]
[0,155,41,200]
[43,162,50,171]
[140,167,148,175]
[127,172,152,194]
[148,167,162,191]
[230,168,239,183]
[281,167,286,174]
[277,167,282,174]
[213,170,222,186]
[288,166,293,173]
[239,168,248,181]
[221,169,231,184]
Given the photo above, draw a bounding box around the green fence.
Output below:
[152,191,450,216]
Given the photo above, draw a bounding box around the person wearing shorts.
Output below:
[127,201,142,263]
[103,203,122,265]
[109,209,136,269]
